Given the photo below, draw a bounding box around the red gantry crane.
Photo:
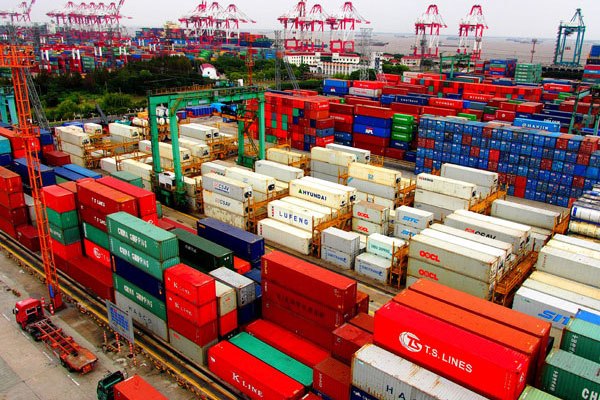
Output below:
[0,45,63,311]
[413,4,446,58]
[458,4,488,60]
[0,0,35,24]
[327,1,370,53]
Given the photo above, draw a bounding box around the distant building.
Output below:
[200,63,218,79]
[400,55,422,68]
[285,51,383,77]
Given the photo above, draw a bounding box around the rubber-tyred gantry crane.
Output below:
[0,45,63,311]
[458,5,487,60]
[413,4,446,58]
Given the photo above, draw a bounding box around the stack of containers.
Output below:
[568,184,600,239]
[215,281,238,339]
[44,185,81,258]
[171,227,233,273]
[138,140,191,169]
[353,105,393,157]
[440,163,499,199]
[97,176,158,224]
[55,125,91,167]
[375,279,551,400]
[107,212,180,341]
[541,310,600,398]
[254,160,304,184]
[0,167,26,239]
[321,227,361,270]
[108,123,142,151]
[355,233,405,284]
[0,127,40,159]
[310,146,357,183]
[0,136,11,166]
[13,158,56,191]
[352,200,390,236]
[329,103,354,146]
[120,159,154,191]
[225,166,276,203]
[210,267,257,326]
[515,63,542,84]
[389,113,416,158]
[347,162,402,210]
[414,173,478,221]
[393,205,434,240]
[322,78,350,96]
[164,264,218,365]
[201,172,252,229]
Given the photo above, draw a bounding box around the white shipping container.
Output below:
[355,253,390,283]
[203,190,248,216]
[512,286,595,329]
[416,173,477,200]
[321,227,361,255]
[210,267,255,308]
[311,146,357,166]
[352,344,488,400]
[310,160,348,178]
[356,192,396,210]
[204,205,248,229]
[413,202,455,221]
[139,140,191,162]
[179,123,219,140]
[266,148,305,165]
[321,245,354,270]
[114,292,168,342]
[121,159,152,180]
[302,176,357,203]
[454,209,532,240]
[100,157,118,173]
[395,206,434,229]
[169,329,215,366]
[522,279,600,312]
[569,220,600,239]
[279,196,336,220]
[254,160,304,183]
[545,239,600,260]
[201,161,228,176]
[268,199,327,232]
[393,224,420,240]
[309,171,339,184]
[553,234,600,253]
[56,126,90,146]
[202,173,253,201]
[366,233,405,259]
[441,163,498,188]
[530,228,551,253]
[289,179,347,209]
[258,218,313,255]
[83,122,102,135]
[491,199,560,230]
[444,213,526,253]
[348,162,402,186]
[109,123,142,138]
[68,155,85,167]
[226,167,276,193]
[409,234,497,283]
[529,271,600,301]
[431,223,513,258]
[407,258,494,300]
[349,178,400,201]
[353,218,385,236]
[178,137,210,158]
[349,87,382,98]
[414,189,471,212]
[60,141,85,157]
[571,204,600,224]
[326,143,370,163]
[183,176,198,196]
[215,281,237,316]
[353,201,390,225]
[536,246,600,287]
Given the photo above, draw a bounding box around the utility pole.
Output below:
[530,38,538,63]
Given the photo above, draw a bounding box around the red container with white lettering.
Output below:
[374,301,528,400]
[76,180,137,216]
[167,309,217,347]
[96,176,157,217]
[313,357,351,400]
[166,293,217,325]
[332,323,372,365]
[208,341,305,400]
[218,309,238,337]
[245,319,330,368]
[164,264,216,306]
[83,239,111,268]
[79,204,108,232]
[42,185,76,212]
[262,251,357,314]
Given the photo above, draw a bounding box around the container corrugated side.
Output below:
[352,344,487,400]
[441,163,498,192]
[348,162,402,186]
[416,173,477,200]
[353,201,389,225]
[431,223,513,258]
[553,234,600,253]
[529,271,600,301]
[394,206,433,229]
[491,199,560,230]
[169,329,216,367]
[258,218,313,255]
[289,179,347,209]
[321,246,354,270]
[321,227,360,255]
[173,228,233,271]
[114,292,168,342]
[302,176,357,204]
[311,146,357,167]
[254,160,304,183]
[355,192,396,210]
[444,213,526,253]
[226,167,276,193]
[197,218,264,262]
[522,278,600,312]
[326,144,370,163]
[266,148,305,165]
[454,209,531,240]
[200,161,228,176]
[202,189,248,216]
[280,196,337,219]
[366,233,405,260]
[109,236,180,281]
[518,386,561,400]
[348,177,399,200]
[204,205,248,230]
[536,246,600,287]
[209,267,255,307]
[545,239,600,260]
[415,189,471,211]
[355,253,390,283]
[202,173,253,201]
[268,200,327,232]
[560,318,600,363]
[113,274,166,320]
[541,350,600,399]
[352,218,385,236]
[215,281,236,316]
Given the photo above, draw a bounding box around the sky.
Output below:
[21,0,600,40]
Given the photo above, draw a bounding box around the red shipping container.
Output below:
[160,217,196,234]
[262,300,333,350]
[495,110,516,122]
[140,213,158,225]
[333,121,353,133]
[167,309,218,347]
[83,238,111,269]
[354,105,394,119]
[0,128,40,152]
[218,309,238,337]
[428,97,464,110]
[352,141,386,157]
[0,217,17,238]
[315,117,335,130]
[76,180,137,216]
[422,106,457,117]
[42,185,76,212]
[516,102,543,114]
[166,293,217,325]
[44,151,71,167]
[233,256,251,275]
[353,133,389,147]
[96,177,157,217]
[156,219,175,231]
[262,251,357,313]
[66,256,114,302]
[315,136,334,147]
[374,301,528,400]
[245,319,330,368]
[114,375,168,400]
[329,103,354,115]
[164,264,216,306]
[343,96,380,107]
[349,313,374,334]
[313,357,351,400]
[0,167,23,193]
[57,181,78,193]
[330,113,353,124]
[390,102,422,115]
[0,205,27,225]
[208,341,305,400]
[355,293,369,314]
[51,239,82,259]
[384,147,405,160]
[0,191,25,209]
[79,204,107,232]
[463,93,493,102]
[263,280,349,329]
[16,224,40,252]
[332,323,372,364]
[353,80,385,90]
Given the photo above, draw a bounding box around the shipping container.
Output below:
[167,309,218,347]
[114,292,168,342]
[215,281,237,316]
[355,253,390,283]
[536,246,600,287]
[313,357,351,400]
[258,218,313,255]
[491,200,560,231]
[332,323,372,364]
[97,177,156,216]
[553,234,600,253]
[347,177,398,200]
[173,228,233,272]
[268,200,327,232]
[352,344,488,400]
[76,180,137,215]
[349,163,402,186]
[395,206,434,230]
[202,173,253,201]
[518,386,561,400]
[226,167,277,193]
[289,179,348,209]
[353,201,389,225]
[200,161,228,176]
[561,318,600,363]
[254,160,304,183]
[352,218,385,235]
[280,197,336,220]
[541,350,600,399]
[321,227,361,255]
[42,185,76,213]
[301,176,357,204]
[139,140,191,162]
[113,375,168,400]
[455,209,532,240]
[522,278,600,311]
[179,123,218,141]
[529,271,600,300]
[441,163,498,197]
[430,223,513,259]
[113,274,166,319]
[415,189,471,212]
[416,173,477,200]
[266,148,306,165]
[109,236,179,281]
[209,267,255,307]
[197,218,264,262]
[166,292,216,325]
[169,329,216,367]
[311,147,357,167]
[204,205,248,229]
[326,144,370,163]
[366,232,405,260]
[321,246,354,270]
[202,190,248,216]
[164,264,216,306]
[82,222,109,249]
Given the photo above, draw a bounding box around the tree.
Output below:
[55,99,80,120]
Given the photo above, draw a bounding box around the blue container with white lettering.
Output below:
[114,256,165,301]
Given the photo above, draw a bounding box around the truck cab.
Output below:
[97,371,125,400]
[13,298,44,330]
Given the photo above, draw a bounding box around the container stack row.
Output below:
[568,183,600,239]
[0,167,39,250]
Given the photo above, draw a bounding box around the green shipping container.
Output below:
[156,202,163,219]
[560,318,600,363]
[457,113,478,121]
[173,228,233,271]
[266,135,278,143]
[271,120,277,129]
[292,108,300,117]
[113,275,167,320]
[541,350,600,399]
[109,237,179,281]
[392,124,413,134]
[110,171,144,188]
[391,131,413,142]
[47,208,79,229]
[55,176,68,184]
[518,386,561,400]
[229,333,312,387]
[393,114,415,125]
[49,224,80,245]
[106,212,179,260]
[83,222,110,249]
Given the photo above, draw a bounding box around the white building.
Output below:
[200,63,218,79]
[284,51,383,77]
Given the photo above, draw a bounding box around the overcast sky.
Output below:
[24,0,600,40]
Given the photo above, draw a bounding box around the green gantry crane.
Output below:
[553,8,585,67]
[148,85,266,208]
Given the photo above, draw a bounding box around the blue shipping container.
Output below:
[197,218,264,262]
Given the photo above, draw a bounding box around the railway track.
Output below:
[0,229,243,400]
